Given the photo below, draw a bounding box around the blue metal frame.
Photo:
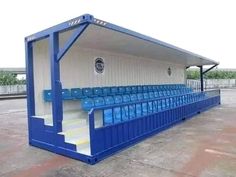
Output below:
[88,92,220,162]
[25,14,221,165]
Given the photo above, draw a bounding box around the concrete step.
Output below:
[59,125,89,141]
[66,138,91,155]
[62,118,87,131]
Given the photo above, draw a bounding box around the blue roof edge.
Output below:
[25,13,219,66]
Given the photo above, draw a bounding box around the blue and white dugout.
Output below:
[25,14,220,164]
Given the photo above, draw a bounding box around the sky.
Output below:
[0,0,235,68]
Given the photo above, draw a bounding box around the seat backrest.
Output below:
[104,96,115,105]
[43,90,52,102]
[93,87,102,96]
[102,87,110,96]
[118,87,125,95]
[110,87,118,95]
[81,98,94,111]
[143,93,150,100]
[137,93,144,100]
[82,88,93,97]
[142,86,148,92]
[125,86,131,94]
[94,97,105,107]
[149,92,154,99]
[71,88,83,99]
[147,85,153,92]
[122,95,131,103]
[62,89,72,100]
[152,85,157,91]
[114,95,122,104]
[131,86,137,93]
[154,91,159,98]
[137,86,143,93]
[130,94,138,102]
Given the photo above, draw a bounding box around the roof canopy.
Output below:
[75,24,218,67]
[28,14,219,67]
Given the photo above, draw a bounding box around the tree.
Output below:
[0,71,26,85]
[187,69,236,79]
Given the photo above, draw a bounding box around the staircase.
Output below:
[37,110,91,155]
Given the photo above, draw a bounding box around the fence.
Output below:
[0,85,26,95]
[187,79,236,90]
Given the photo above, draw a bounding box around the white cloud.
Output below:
[0,0,235,68]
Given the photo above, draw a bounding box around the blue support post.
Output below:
[199,66,204,91]
[50,33,63,133]
[25,40,35,142]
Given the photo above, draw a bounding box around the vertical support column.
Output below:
[25,40,35,142]
[199,66,204,92]
[50,33,63,133]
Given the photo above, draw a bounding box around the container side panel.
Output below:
[33,38,52,116]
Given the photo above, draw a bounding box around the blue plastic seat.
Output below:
[81,98,94,111]
[94,97,105,107]
[142,86,148,93]
[114,107,122,123]
[82,88,93,97]
[147,85,153,92]
[148,101,153,113]
[154,91,159,98]
[104,96,115,105]
[131,86,137,93]
[141,102,148,115]
[137,86,143,93]
[114,95,122,104]
[153,100,158,112]
[122,95,131,103]
[93,87,102,96]
[71,88,85,99]
[62,89,73,100]
[143,93,149,100]
[129,104,136,119]
[152,85,157,91]
[125,86,131,94]
[103,97,114,125]
[110,87,118,95]
[43,90,52,102]
[162,91,167,97]
[130,94,138,102]
[137,93,144,101]
[118,87,125,95]
[149,92,154,99]
[102,87,110,96]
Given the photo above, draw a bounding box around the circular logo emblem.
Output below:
[167,67,172,76]
[95,57,104,74]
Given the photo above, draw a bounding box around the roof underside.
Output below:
[61,23,218,67]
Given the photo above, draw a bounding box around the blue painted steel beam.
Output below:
[202,64,218,75]
[199,66,204,91]
[25,40,35,142]
[50,33,63,133]
[25,14,93,43]
[57,23,89,61]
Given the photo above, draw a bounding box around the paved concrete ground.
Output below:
[0,89,236,177]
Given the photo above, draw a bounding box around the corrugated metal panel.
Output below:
[60,47,185,88]
[33,39,185,116]
[33,38,52,116]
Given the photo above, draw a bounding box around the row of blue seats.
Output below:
[81,90,199,111]
[82,92,205,125]
[43,85,192,102]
